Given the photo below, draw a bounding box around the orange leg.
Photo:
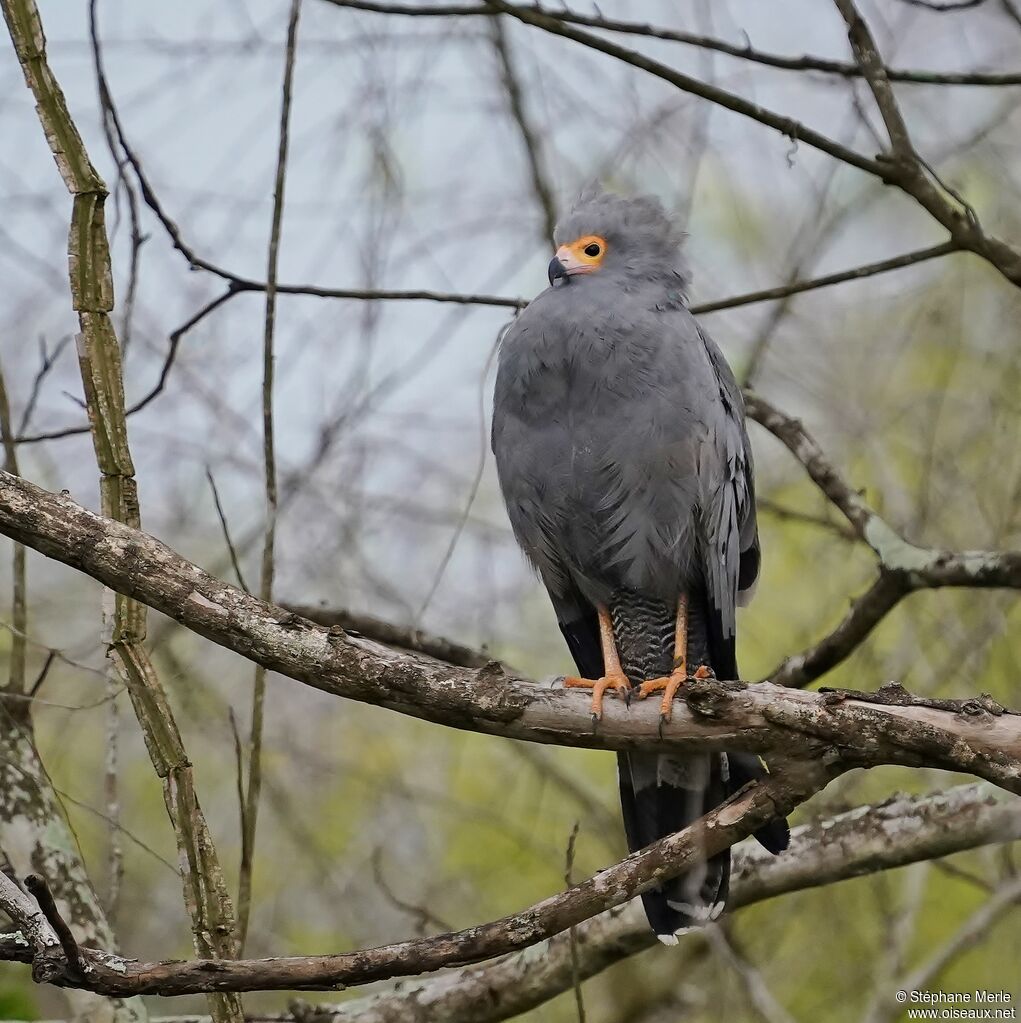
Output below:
[564,606,631,720]
[637,594,711,721]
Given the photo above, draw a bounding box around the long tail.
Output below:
[559,585,789,944]
[613,588,730,940]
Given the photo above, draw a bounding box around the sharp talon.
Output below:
[591,712,600,727]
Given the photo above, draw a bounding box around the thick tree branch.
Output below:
[1,785,1017,1011]
[0,766,822,996]
[0,2,242,1018]
[0,473,1020,793]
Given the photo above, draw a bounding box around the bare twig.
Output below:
[15,335,72,437]
[88,0,145,354]
[488,16,557,243]
[206,470,251,594]
[0,356,26,703]
[17,287,238,444]
[23,875,85,979]
[320,0,1021,86]
[833,0,915,157]
[894,0,986,9]
[564,822,586,1023]
[483,0,882,177]
[370,850,454,935]
[694,243,957,315]
[102,674,123,927]
[899,873,1021,992]
[477,0,1021,290]
[748,392,1021,687]
[238,0,302,957]
[765,571,909,688]
[1002,0,1021,28]
[283,603,494,668]
[756,498,857,542]
[706,925,797,1023]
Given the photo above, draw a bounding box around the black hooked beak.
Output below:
[548,256,569,286]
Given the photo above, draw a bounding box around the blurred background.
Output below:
[1,0,1020,1019]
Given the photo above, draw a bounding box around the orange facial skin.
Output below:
[554,234,608,276]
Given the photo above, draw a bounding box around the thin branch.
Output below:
[88,0,145,354]
[414,333,500,623]
[694,242,957,315]
[16,287,238,444]
[23,875,84,979]
[319,0,1021,86]
[834,0,915,157]
[1002,0,1021,28]
[745,391,917,556]
[475,0,1021,291]
[563,821,586,1023]
[899,873,1021,992]
[15,335,71,437]
[894,0,986,9]
[238,0,302,957]
[488,15,557,243]
[829,0,1021,287]
[283,603,494,668]
[13,241,964,449]
[206,469,250,594]
[483,0,883,177]
[765,571,909,688]
[370,850,454,935]
[756,497,858,542]
[706,925,797,1023]
[747,390,1021,582]
[749,390,1021,687]
[102,672,123,927]
[0,356,26,703]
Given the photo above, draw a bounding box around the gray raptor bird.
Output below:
[491,191,789,942]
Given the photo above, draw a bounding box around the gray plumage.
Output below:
[492,192,759,635]
[491,190,787,940]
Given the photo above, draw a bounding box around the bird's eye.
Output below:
[584,243,601,257]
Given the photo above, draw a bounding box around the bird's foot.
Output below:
[564,671,631,720]
[638,664,714,722]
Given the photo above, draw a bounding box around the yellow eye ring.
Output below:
[571,235,608,266]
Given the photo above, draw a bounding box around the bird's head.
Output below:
[547,189,688,288]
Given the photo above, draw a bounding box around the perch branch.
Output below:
[1,473,1021,790]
